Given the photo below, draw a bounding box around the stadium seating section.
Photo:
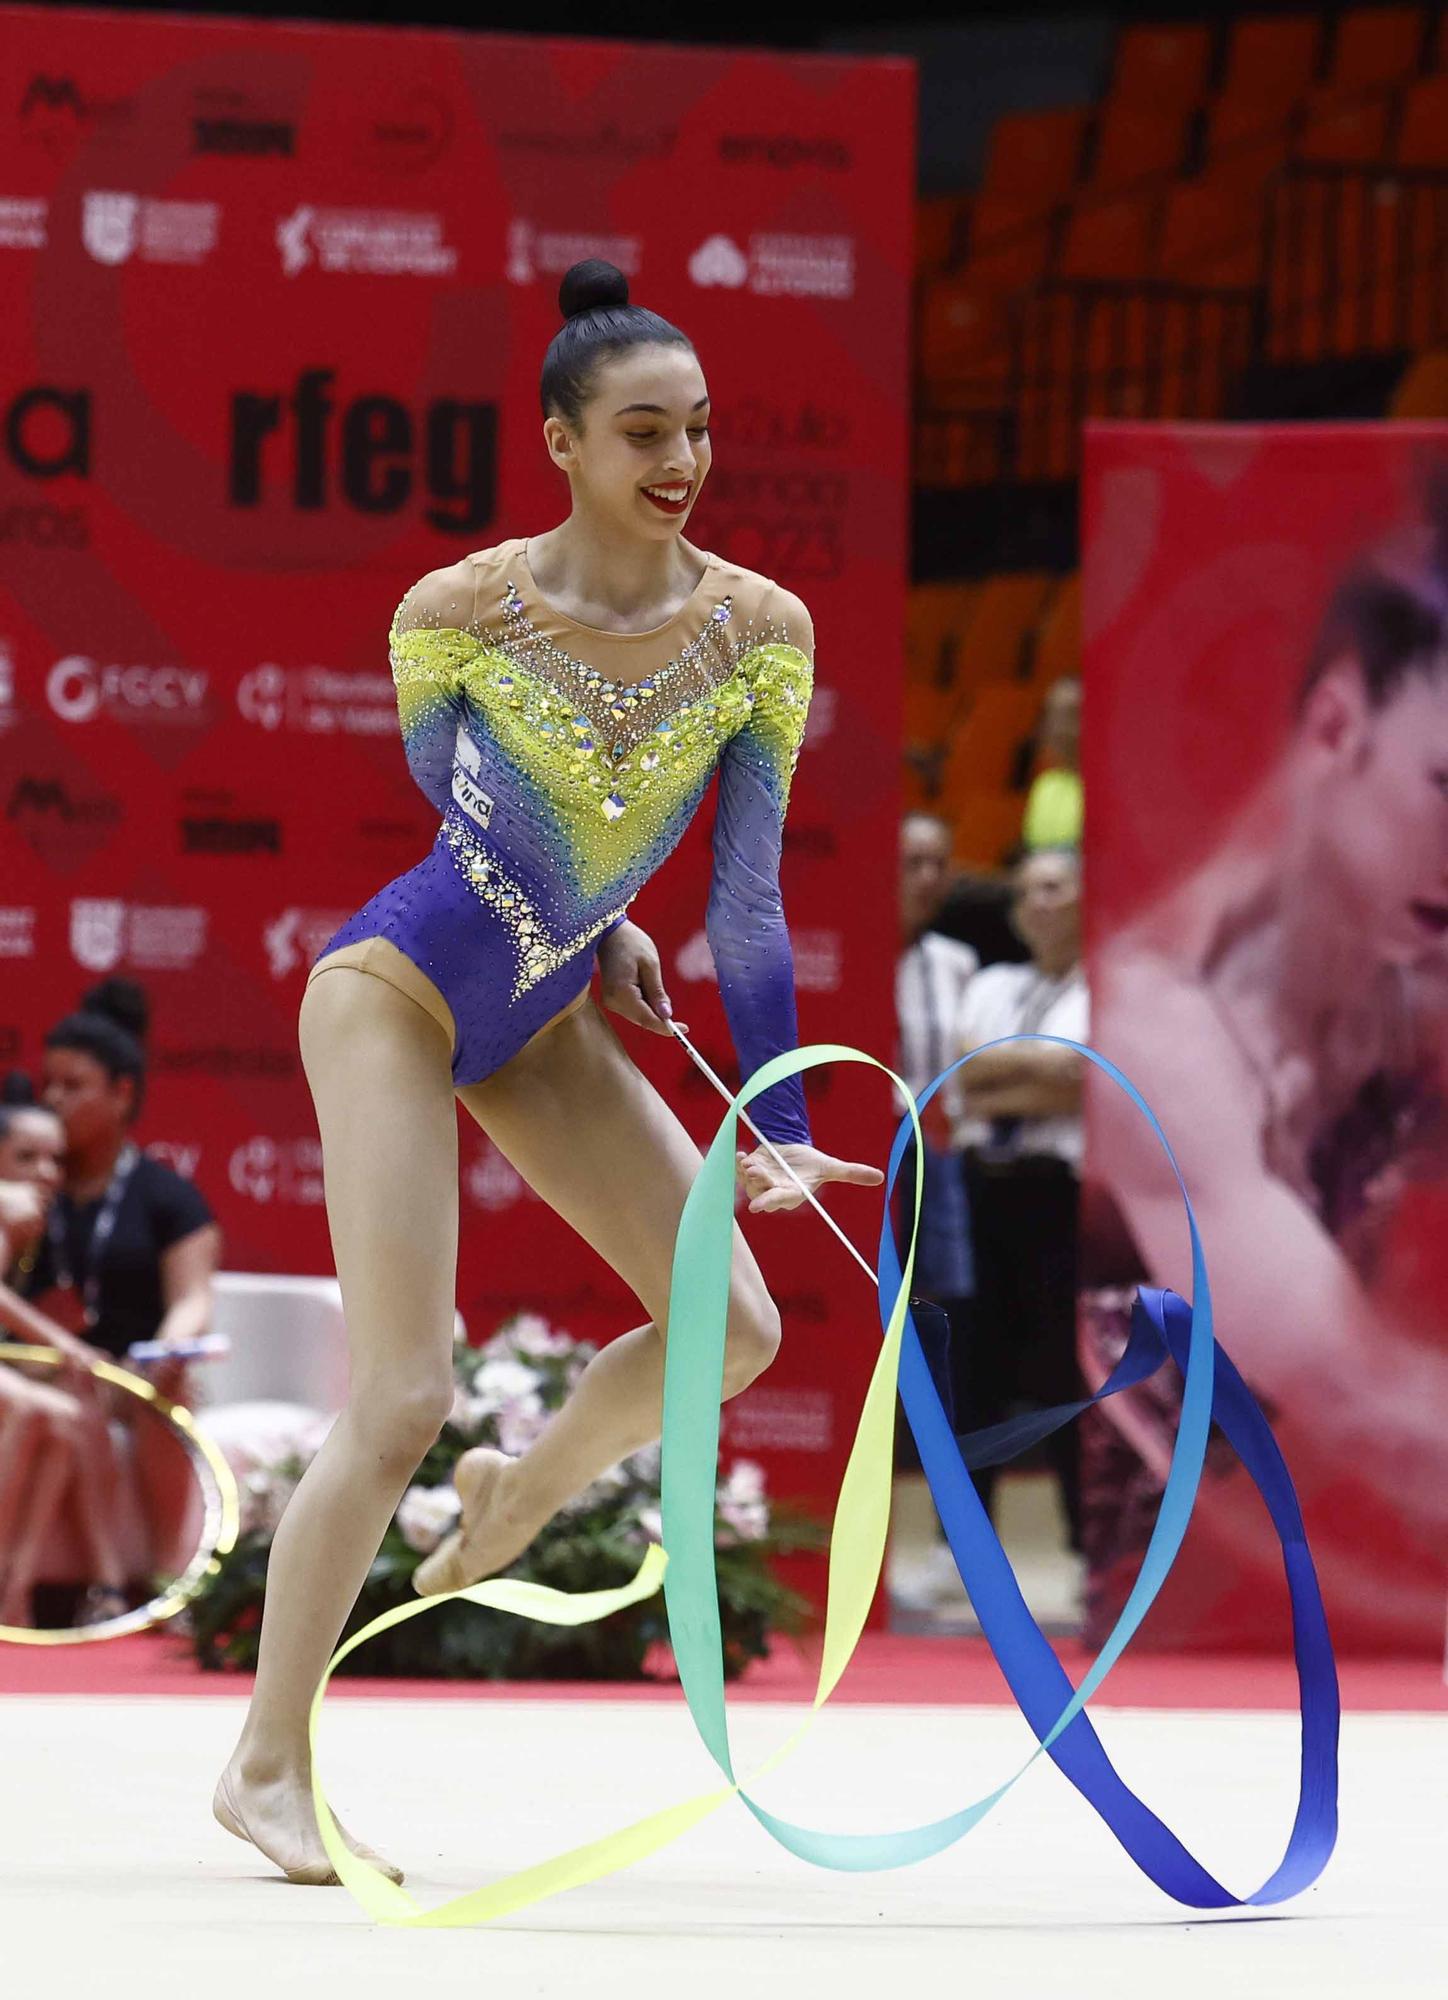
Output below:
[910,7,1448,866]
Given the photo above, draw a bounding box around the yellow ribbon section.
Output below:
[307,1043,922,1924]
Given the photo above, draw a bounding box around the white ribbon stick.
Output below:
[666,1020,884,1291]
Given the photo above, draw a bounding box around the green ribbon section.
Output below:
[308,1044,927,1924]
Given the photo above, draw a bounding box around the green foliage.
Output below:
[183,1311,825,1682]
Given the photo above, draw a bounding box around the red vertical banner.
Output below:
[0,8,914,1604]
[1083,422,1448,1653]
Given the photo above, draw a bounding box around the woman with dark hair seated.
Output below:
[0,1086,131,1626]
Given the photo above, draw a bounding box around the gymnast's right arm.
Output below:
[388,560,483,815]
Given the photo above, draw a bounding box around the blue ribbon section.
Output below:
[882,1035,1339,1905]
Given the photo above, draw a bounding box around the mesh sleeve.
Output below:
[704,586,815,1148]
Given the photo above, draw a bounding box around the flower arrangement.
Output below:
[184,1311,825,1681]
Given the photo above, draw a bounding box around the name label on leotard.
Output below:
[452,726,494,830]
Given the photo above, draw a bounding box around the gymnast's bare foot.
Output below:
[213,1762,405,1886]
[411,1448,540,1597]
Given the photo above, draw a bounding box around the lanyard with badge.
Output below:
[46,1142,139,1330]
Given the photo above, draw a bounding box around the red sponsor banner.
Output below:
[1082,423,1448,1653]
[0,6,915,1600]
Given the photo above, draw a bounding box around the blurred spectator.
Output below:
[0,1087,131,1625]
[951,848,1088,1551]
[18,980,221,1399]
[1022,676,1082,851]
[889,814,979,1612]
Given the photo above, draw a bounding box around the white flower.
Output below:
[722,1459,766,1505]
[495,1394,548,1456]
[471,1356,544,1407]
[625,1440,661,1483]
[717,1498,769,1542]
[636,1504,663,1543]
[240,1466,298,1537]
[503,1312,575,1360]
[395,1483,463,1554]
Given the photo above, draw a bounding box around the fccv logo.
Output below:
[228,368,498,532]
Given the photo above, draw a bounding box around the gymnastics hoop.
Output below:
[0,1342,240,1646]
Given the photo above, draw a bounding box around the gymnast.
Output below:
[213,258,882,1886]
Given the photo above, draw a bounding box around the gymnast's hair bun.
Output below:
[79,976,151,1046]
[559,259,630,321]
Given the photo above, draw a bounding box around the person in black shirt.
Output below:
[19,982,220,1398]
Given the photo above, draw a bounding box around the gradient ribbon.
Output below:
[306,1035,1338,1924]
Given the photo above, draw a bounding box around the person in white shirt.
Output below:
[951,847,1087,1547]
[890,813,979,1612]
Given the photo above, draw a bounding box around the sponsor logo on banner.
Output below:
[146,1140,202,1180]
[0,908,36,959]
[0,197,47,249]
[194,117,295,157]
[718,134,852,171]
[8,774,122,865]
[1,388,93,548]
[229,1136,324,1205]
[674,930,718,984]
[227,370,498,534]
[715,400,851,452]
[47,654,209,726]
[688,232,855,300]
[498,123,674,161]
[361,85,454,173]
[180,815,282,856]
[19,75,135,155]
[263,907,348,978]
[69,899,208,973]
[82,191,220,268]
[276,205,457,278]
[505,220,641,287]
[707,463,849,581]
[721,1384,833,1453]
[782,821,838,859]
[790,928,842,993]
[0,643,15,730]
[463,1139,540,1212]
[238,662,395,736]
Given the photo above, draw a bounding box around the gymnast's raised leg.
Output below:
[213,959,780,1883]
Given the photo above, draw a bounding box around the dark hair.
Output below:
[0,1072,57,1143]
[46,979,148,1120]
[539,259,693,431]
[1298,464,1448,712]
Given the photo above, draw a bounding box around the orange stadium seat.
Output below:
[1110,23,1213,114]
[1158,177,1266,286]
[1328,7,1425,92]
[1294,87,1393,164]
[906,583,977,685]
[1218,13,1322,117]
[1396,76,1448,165]
[967,192,1057,288]
[1058,191,1159,281]
[1087,103,1190,191]
[918,275,1013,388]
[1389,350,1448,418]
[916,194,971,275]
[953,574,1053,687]
[946,791,1028,869]
[982,107,1090,201]
[941,682,1043,796]
[1032,574,1082,683]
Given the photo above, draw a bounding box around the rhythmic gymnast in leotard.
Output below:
[212,258,883,1886]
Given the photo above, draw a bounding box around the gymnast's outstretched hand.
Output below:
[734,1142,884,1215]
[596,919,689,1038]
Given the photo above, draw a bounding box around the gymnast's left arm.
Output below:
[706,586,884,1216]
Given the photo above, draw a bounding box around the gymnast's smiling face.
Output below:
[543,344,713,545]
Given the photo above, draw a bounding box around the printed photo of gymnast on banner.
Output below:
[1081,425,1448,1655]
